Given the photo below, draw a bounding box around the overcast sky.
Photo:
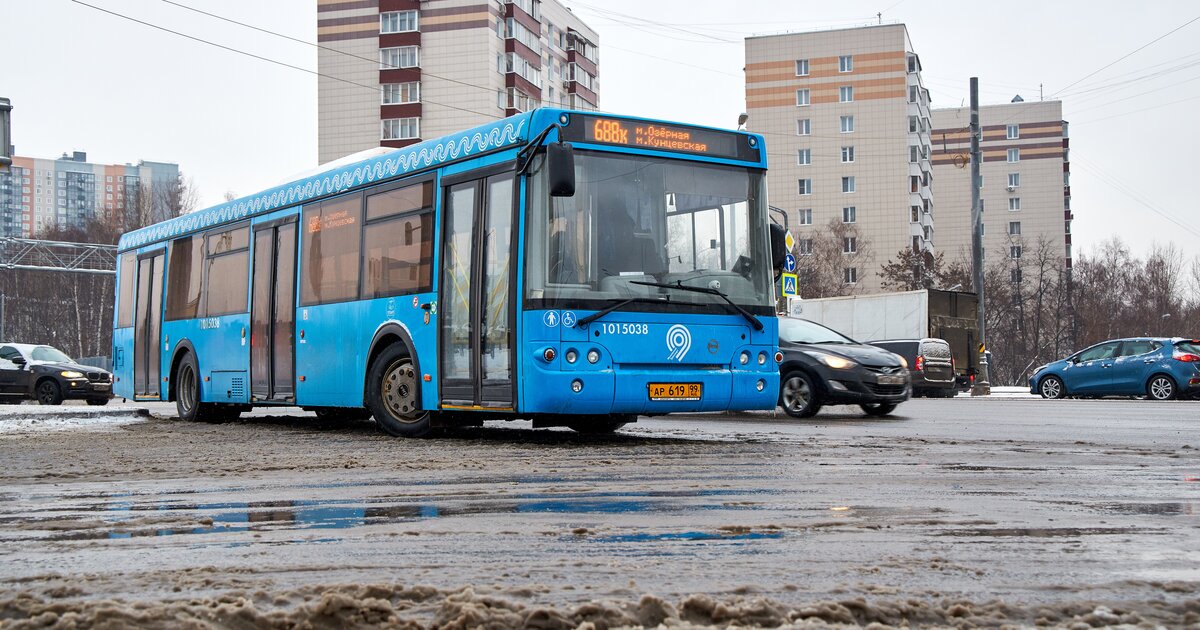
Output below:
[6,0,1199,257]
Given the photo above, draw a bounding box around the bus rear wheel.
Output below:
[175,353,221,423]
[367,345,431,438]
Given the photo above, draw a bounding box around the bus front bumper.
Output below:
[522,364,779,415]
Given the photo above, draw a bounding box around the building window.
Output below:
[795,59,809,76]
[382,82,420,104]
[798,238,813,255]
[1008,173,1020,188]
[841,146,854,163]
[382,117,420,140]
[844,267,858,284]
[380,46,419,69]
[797,119,811,135]
[796,89,810,106]
[909,115,919,133]
[1010,245,1022,259]
[798,179,812,195]
[1008,221,1021,235]
[839,86,854,102]
[843,236,857,254]
[909,145,920,163]
[910,175,920,193]
[1008,148,1020,163]
[840,115,854,133]
[1009,197,1021,211]
[380,10,418,34]
[1011,268,1022,283]
[912,236,921,251]
[798,208,813,225]
[842,176,856,193]
[909,85,919,103]
[1007,124,1019,139]
[839,55,853,72]
[842,206,856,223]
[797,148,811,166]
[910,205,920,222]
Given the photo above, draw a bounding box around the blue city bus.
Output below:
[112,108,781,436]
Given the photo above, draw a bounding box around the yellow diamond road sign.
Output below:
[784,230,795,252]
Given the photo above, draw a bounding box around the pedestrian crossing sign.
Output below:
[781,273,798,297]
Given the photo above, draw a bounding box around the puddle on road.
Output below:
[588,530,785,544]
[17,488,781,543]
[1092,502,1198,517]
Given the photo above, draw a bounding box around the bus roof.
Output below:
[118,109,766,251]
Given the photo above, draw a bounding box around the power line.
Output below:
[69,0,502,121]
[1072,156,1200,240]
[1049,14,1200,98]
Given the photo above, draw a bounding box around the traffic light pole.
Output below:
[970,77,991,395]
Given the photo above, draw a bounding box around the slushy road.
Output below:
[0,397,1196,627]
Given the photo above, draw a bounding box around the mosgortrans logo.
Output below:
[666,324,692,362]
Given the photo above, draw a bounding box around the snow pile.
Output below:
[1,583,1196,628]
[0,406,149,434]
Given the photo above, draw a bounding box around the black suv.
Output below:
[0,343,113,405]
[869,338,956,397]
[777,317,910,418]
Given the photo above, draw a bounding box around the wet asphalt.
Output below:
[0,396,1196,619]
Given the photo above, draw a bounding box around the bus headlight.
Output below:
[565,349,578,364]
[758,352,767,365]
[571,379,583,393]
[739,351,750,365]
[756,379,765,391]
[587,349,600,364]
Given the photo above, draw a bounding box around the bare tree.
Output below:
[796,219,872,299]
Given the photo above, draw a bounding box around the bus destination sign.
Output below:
[563,115,757,162]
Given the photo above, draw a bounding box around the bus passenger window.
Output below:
[362,211,433,298]
[117,252,136,328]
[302,194,362,305]
[166,235,203,320]
[204,226,249,316]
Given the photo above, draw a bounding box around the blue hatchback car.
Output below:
[1029,338,1200,400]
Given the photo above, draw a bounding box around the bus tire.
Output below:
[367,345,431,438]
[175,352,220,423]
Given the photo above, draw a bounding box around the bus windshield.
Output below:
[525,151,773,312]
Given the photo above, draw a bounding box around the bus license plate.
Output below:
[648,383,702,401]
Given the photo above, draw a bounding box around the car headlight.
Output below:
[60,370,84,379]
[815,353,856,370]
[1033,365,1048,374]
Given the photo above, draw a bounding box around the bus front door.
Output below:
[250,221,297,402]
[133,251,164,399]
[440,174,515,410]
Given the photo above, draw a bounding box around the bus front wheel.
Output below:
[367,345,431,438]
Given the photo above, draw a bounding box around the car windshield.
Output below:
[525,150,773,312]
[780,318,857,344]
[30,346,74,363]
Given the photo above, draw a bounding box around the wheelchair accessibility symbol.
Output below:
[562,311,577,327]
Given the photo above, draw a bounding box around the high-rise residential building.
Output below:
[745,24,934,293]
[0,151,179,237]
[317,0,599,165]
[931,100,1072,278]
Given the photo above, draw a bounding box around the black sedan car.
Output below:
[777,317,910,418]
[0,343,113,405]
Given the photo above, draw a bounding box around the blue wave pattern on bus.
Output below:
[117,117,530,250]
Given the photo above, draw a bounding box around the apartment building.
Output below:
[745,24,934,292]
[317,0,599,164]
[0,151,179,237]
[931,100,1072,278]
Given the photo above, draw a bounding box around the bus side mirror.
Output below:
[547,142,575,197]
[769,223,788,269]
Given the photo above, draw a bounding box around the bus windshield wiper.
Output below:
[631,281,764,332]
[575,297,671,328]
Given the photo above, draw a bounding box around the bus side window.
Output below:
[205,225,250,316]
[116,252,137,328]
[362,182,434,299]
[165,235,204,320]
[301,194,363,306]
